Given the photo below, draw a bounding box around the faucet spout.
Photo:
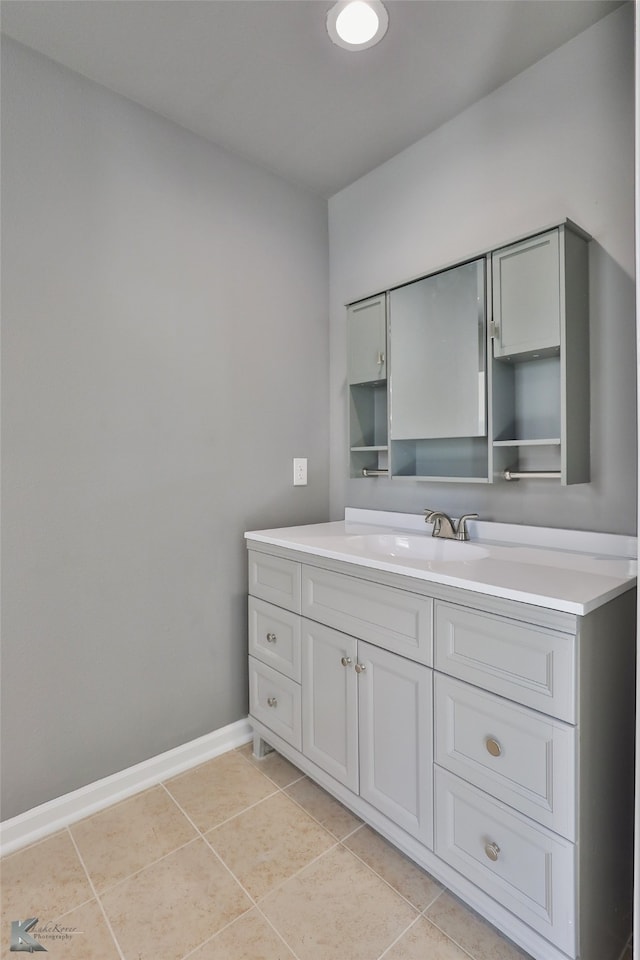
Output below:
[425,509,479,541]
[424,509,457,540]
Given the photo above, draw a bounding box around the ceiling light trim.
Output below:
[326,0,389,52]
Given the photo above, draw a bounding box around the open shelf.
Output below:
[493,438,561,447]
[350,445,389,452]
[391,436,489,481]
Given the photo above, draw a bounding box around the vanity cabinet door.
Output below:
[492,229,561,360]
[348,294,387,385]
[301,619,359,792]
[358,641,433,848]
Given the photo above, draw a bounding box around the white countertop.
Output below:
[245,509,637,615]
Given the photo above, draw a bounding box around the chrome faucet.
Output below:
[424,509,479,541]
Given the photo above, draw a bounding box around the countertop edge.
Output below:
[245,517,637,616]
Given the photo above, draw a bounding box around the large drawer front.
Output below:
[249,656,301,750]
[249,596,301,681]
[302,566,433,665]
[248,551,301,613]
[435,602,575,721]
[434,674,575,839]
[434,767,575,955]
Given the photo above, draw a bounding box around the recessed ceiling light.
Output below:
[327,1,389,51]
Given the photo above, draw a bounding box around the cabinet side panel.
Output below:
[576,590,636,960]
[562,228,590,485]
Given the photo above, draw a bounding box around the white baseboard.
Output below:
[0,717,253,857]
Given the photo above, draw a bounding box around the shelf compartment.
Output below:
[391,437,489,481]
[492,441,564,481]
[492,355,561,444]
[350,382,388,478]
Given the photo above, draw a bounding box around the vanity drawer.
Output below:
[434,602,575,721]
[249,597,301,681]
[248,551,301,613]
[434,674,575,838]
[302,566,433,665]
[434,767,575,955]
[249,656,301,750]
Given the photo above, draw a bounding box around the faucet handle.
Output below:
[456,514,479,541]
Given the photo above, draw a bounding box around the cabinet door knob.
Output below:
[267,697,278,708]
[341,656,352,667]
[376,352,385,365]
[485,737,502,757]
[484,841,500,862]
[355,663,366,674]
[266,632,277,643]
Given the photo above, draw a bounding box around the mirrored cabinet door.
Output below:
[389,258,486,441]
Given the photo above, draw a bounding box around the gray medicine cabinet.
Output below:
[347,220,591,485]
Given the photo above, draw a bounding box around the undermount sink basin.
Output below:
[346,534,489,562]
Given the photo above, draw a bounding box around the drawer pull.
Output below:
[267,697,278,708]
[485,737,502,758]
[341,656,353,667]
[355,662,367,674]
[266,632,277,643]
[484,841,500,862]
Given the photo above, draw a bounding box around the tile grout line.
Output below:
[336,837,431,918]
[424,909,514,960]
[234,750,532,959]
[252,904,306,960]
[420,885,446,915]
[421,915,479,960]
[154,777,306,960]
[233,744,308,791]
[4,760,523,960]
[161,764,361,960]
[68,806,283,960]
[236,751,456,929]
[229,754,463,952]
[65,827,128,960]
[281,784,364,841]
[161,778,281,832]
[76,828,203,898]
[375,912,424,960]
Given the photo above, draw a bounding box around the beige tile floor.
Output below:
[1,744,630,960]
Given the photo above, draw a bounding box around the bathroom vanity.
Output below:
[245,509,636,960]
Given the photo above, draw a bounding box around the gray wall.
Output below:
[1,38,329,819]
[329,4,636,535]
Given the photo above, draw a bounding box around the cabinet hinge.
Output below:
[489,320,498,339]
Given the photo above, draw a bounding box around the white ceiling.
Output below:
[1,0,624,197]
